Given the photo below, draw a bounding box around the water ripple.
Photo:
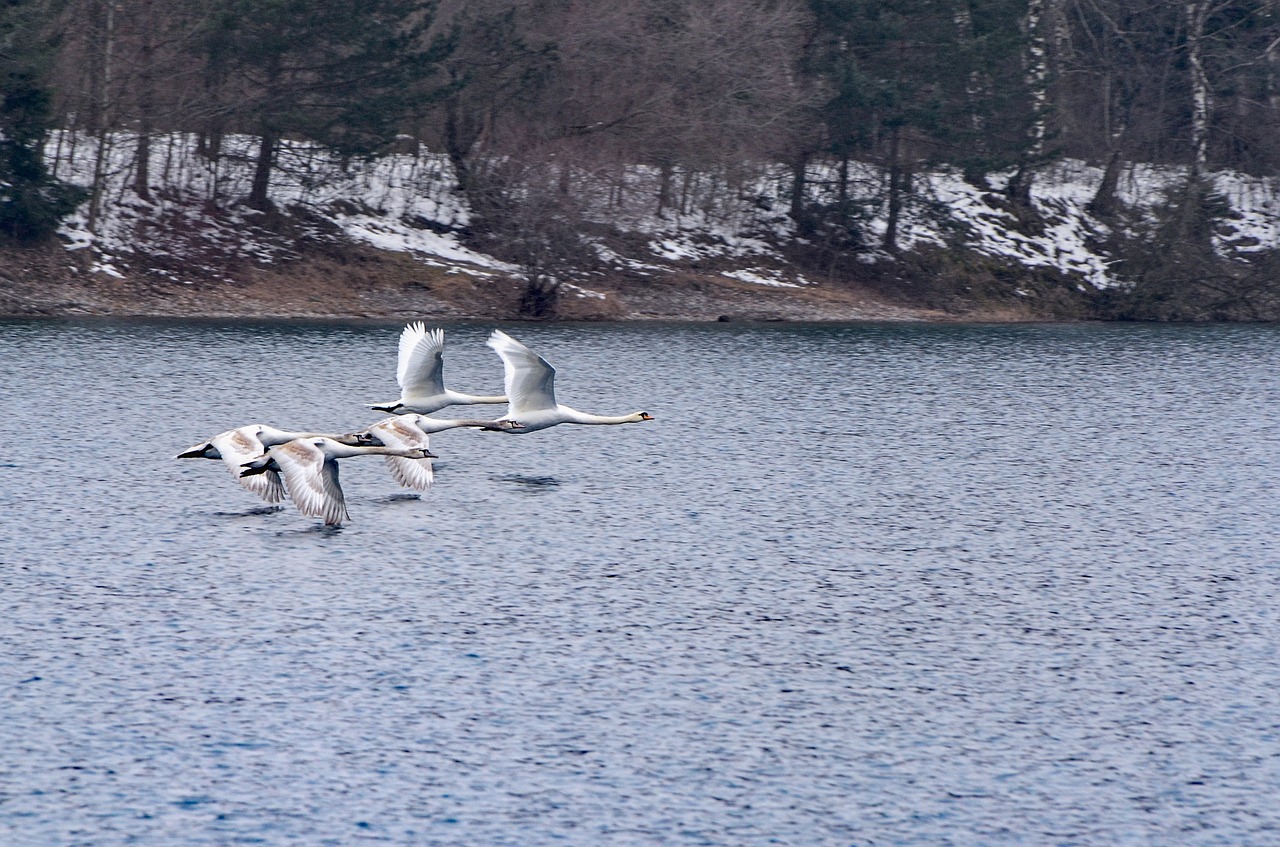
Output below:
[1,320,1279,845]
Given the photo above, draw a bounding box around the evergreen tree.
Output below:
[808,0,1039,247]
[203,0,451,209]
[0,0,83,243]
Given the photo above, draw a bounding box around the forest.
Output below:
[4,0,1280,319]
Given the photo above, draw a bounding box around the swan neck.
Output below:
[446,391,507,405]
[565,409,639,425]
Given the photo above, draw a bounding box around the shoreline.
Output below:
[0,242,1062,324]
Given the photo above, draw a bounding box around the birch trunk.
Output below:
[1186,0,1212,175]
[1025,0,1048,160]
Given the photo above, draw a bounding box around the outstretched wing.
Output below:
[486,330,557,415]
[397,323,447,399]
[213,427,285,503]
[368,416,435,490]
[269,439,349,526]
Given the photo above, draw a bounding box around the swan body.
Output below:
[485,329,653,433]
[370,323,506,414]
[362,414,524,490]
[176,425,374,503]
[241,437,436,526]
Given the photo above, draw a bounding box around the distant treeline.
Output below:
[3,2,1280,262]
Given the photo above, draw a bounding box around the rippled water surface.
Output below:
[3,319,1280,845]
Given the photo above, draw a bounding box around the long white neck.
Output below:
[257,426,340,447]
[410,416,503,433]
[323,443,425,460]
[562,408,646,425]
[445,389,508,405]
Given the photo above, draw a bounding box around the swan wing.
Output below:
[397,323,447,398]
[486,330,557,415]
[368,417,435,490]
[213,427,285,503]
[269,439,349,525]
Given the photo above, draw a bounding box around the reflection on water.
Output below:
[496,474,563,488]
[2,319,1280,846]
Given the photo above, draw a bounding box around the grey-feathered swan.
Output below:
[241,437,436,526]
[176,425,375,504]
[362,414,523,490]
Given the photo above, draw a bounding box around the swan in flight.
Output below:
[485,329,653,433]
[370,323,506,414]
[177,425,376,504]
[362,414,523,490]
[241,437,436,526]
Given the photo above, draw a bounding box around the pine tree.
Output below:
[203,0,451,209]
[0,0,84,243]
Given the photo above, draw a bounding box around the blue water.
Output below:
[2,319,1279,845]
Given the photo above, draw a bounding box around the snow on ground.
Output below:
[44,131,1280,290]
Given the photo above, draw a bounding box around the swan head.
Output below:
[176,442,216,459]
[338,431,383,447]
[405,447,437,460]
[482,420,525,432]
[636,412,654,422]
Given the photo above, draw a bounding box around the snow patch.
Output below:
[42,131,1280,293]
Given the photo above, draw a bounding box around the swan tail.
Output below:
[176,442,211,459]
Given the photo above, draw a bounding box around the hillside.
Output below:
[4,133,1280,322]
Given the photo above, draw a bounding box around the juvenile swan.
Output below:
[176,425,375,503]
[370,323,506,414]
[241,437,436,526]
[363,414,523,490]
[485,329,654,433]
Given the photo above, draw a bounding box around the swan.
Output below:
[370,322,507,414]
[176,425,377,503]
[485,329,654,433]
[362,414,524,490]
[241,437,437,526]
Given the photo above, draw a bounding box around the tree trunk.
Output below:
[883,126,903,254]
[132,1,155,201]
[1025,0,1048,160]
[789,152,812,236]
[443,96,472,194]
[1088,150,1124,217]
[248,129,276,210]
[1186,0,1212,175]
[657,160,673,216]
[86,0,115,233]
[1005,0,1052,213]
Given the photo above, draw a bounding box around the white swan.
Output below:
[241,437,436,526]
[363,414,523,490]
[177,425,376,503]
[485,329,654,433]
[370,323,506,414]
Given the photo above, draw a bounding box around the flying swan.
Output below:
[241,437,436,526]
[176,425,377,503]
[362,414,523,490]
[485,329,653,433]
[370,323,506,414]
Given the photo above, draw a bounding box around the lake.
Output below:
[2,319,1279,846]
